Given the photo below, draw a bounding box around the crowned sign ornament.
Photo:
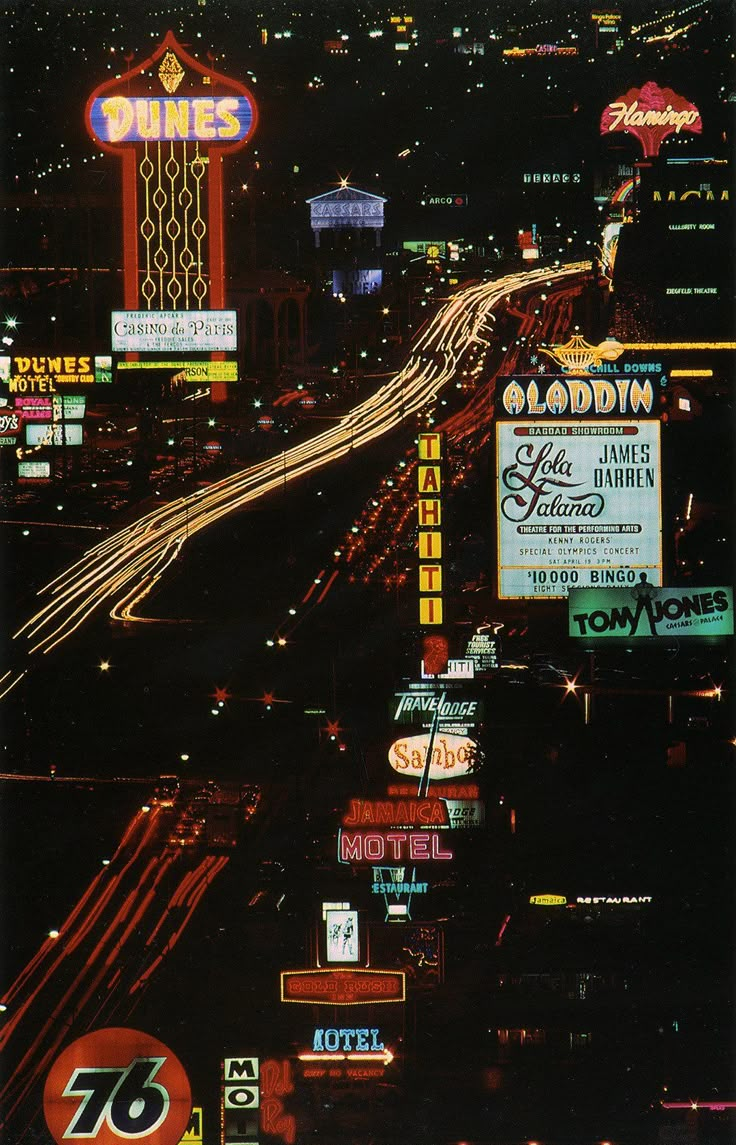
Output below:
[158,50,185,93]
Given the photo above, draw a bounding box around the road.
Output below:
[0,782,266,1141]
[0,262,590,701]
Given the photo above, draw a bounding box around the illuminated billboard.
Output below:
[26,424,84,446]
[417,431,444,626]
[325,909,359,963]
[0,411,20,443]
[403,240,447,257]
[15,395,86,420]
[443,799,485,829]
[464,632,500,672]
[391,684,482,726]
[18,460,51,479]
[44,1028,192,1145]
[495,392,662,599]
[1,355,111,392]
[600,82,702,158]
[568,586,733,639]
[387,732,482,780]
[280,969,406,1005]
[111,311,238,353]
[117,360,239,382]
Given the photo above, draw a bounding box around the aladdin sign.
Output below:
[600,82,702,157]
[499,376,655,417]
[569,586,733,639]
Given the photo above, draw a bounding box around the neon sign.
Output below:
[576,895,652,905]
[280,969,406,1005]
[85,31,257,328]
[388,783,479,799]
[88,96,253,145]
[530,894,567,905]
[2,355,112,392]
[499,376,655,417]
[417,432,444,626]
[387,732,481,779]
[372,876,429,894]
[600,82,702,158]
[338,829,453,863]
[260,1060,296,1145]
[310,1028,386,1053]
[392,689,482,724]
[342,798,449,827]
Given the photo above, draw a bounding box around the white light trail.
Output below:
[1,263,589,697]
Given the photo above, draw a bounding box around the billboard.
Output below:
[391,685,483,727]
[15,395,86,420]
[111,311,238,353]
[496,417,662,599]
[325,909,359,963]
[1,355,111,392]
[568,586,733,639]
[18,460,51,478]
[387,732,482,780]
[26,423,84,446]
[117,360,239,382]
[44,1028,192,1145]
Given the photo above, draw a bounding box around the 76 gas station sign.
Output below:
[44,1029,192,1145]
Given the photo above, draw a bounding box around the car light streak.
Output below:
[0,804,229,1137]
[0,264,588,698]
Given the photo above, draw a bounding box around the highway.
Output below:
[1,262,590,701]
[0,784,255,1140]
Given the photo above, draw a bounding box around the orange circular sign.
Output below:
[44,1028,192,1145]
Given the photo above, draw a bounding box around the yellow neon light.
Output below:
[297,1051,393,1063]
[620,343,736,351]
[669,370,713,377]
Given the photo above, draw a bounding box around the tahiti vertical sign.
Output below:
[417,432,444,626]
